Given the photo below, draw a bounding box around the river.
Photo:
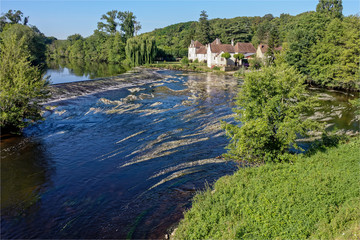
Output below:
[1,69,358,239]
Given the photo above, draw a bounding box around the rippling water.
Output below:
[1,70,358,239]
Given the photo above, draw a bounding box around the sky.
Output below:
[1,0,359,40]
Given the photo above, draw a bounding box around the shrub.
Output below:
[222,62,321,163]
[249,57,263,70]
[181,56,189,66]
[0,27,49,133]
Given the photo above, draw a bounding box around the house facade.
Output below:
[256,44,283,59]
[188,38,256,68]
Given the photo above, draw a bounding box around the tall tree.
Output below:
[316,0,343,18]
[0,10,29,31]
[195,10,211,44]
[97,10,119,35]
[118,11,141,41]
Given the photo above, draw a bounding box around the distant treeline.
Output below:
[46,10,157,67]
[48,0,359,89]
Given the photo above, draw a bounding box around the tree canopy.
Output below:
[222,60,321,163]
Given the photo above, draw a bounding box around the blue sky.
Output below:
[1,0,359,39]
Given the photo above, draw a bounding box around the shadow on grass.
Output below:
[304,133,348,157]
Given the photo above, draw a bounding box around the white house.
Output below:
[256,44,283,59]
[188,38,256,68]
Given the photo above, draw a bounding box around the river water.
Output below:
[1,70,358,239]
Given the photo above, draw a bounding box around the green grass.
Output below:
[174,138,360,239]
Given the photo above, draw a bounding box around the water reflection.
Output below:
[1,136,53,217]
[46,59,128,84]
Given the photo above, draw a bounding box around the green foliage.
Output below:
[125,35,157,67]
[221,52,231,59]
[0,9,29,31]
[222,62,321,163]
[308,16,360,89]
[233,53,244,60]
[97,10,118,35]
[0,27,49,132]
[175,138,360,239]
[316,0,343,18]
[233,67,246,78]
[1,24,47,66]
[180,56,189,66]
[249,57,263,70]
[193,58,199,63]
[118,11,141,41]
[195,10,212,45]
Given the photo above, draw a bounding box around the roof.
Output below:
[196,46,207,54]
[194,40,203,48]
[210,43,235,53]
[234,42,256,53]
[258,44,282,53]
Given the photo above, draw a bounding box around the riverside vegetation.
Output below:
[173,1,360,238]
[174,138,360,239]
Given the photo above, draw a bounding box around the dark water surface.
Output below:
[1,70,358,239]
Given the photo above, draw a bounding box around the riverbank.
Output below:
[173,138,360,239]
[143,63,360,92]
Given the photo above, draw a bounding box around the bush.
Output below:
[222,62,321,163]
[193,58,199,63]
[233,67,246,78]
[249,57,263,70]
[212,66,220,71]
[181,56,189,66]
[0,26,49,133]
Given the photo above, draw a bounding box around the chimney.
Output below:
[231,39,234,46]
[216,38,220,44]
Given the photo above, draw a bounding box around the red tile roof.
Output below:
[258,44,282,53]
[234,42,256,53]
[210,43,235,53]
[194,40,203,48]
[196,46,207,54]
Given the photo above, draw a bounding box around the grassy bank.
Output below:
[174,138,360,239]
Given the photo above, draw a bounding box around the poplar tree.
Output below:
[195,10,212,44]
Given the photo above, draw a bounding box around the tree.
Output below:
[222,61,321,163]
[118,11,141,41]
[221,52,231,59]
[316,0,343,18]
[195,10,211,44]
[125,35,157,66]
[0,26,49,133]
[1,24,47,66]
[234,53,245,66]
[97,10,119,35]
[233,53,244,60]
[0,10,29,31]
[308,16,360,89]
